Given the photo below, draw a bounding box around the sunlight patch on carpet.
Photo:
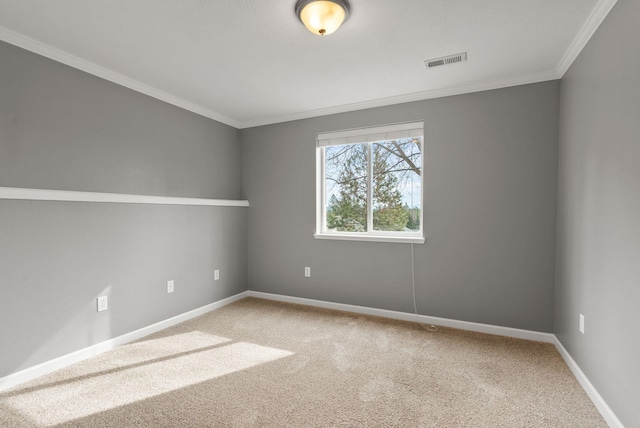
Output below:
[2,331,293,426]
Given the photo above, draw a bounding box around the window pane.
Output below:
[325,144,368,232]
[372,138,422,232]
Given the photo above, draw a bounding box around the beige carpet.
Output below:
[0,297,606,427]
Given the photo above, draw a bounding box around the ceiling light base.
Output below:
[295,0,351,36]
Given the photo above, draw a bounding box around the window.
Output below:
[315,121,424,243]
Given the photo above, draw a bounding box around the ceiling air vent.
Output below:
[424,52,467,69]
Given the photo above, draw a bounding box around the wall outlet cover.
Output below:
[167,280,175,293]
[97,295,108,312]
[214,269,220,281]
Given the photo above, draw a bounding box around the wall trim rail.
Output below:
[0,186,249,207]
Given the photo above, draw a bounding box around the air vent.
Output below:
[424,52,467,69]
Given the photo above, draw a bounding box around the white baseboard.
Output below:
[553,338,624,428]
[0,291,248,392]
[1,289,623,427]
[247,291,623,427]
[246,291,556,343]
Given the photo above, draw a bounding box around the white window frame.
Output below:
[315,121,425,244]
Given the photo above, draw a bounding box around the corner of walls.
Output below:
[552,338,625,428]
[555,0,639,426]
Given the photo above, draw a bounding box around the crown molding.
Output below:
[555,0,618,77]
[0,25,242,129]
[0,0,617,130]
[238,70,560,129]
[240,0,618,131]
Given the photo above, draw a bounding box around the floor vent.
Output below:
[425,52,467,69]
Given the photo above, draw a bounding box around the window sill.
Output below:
[314,233,425,244]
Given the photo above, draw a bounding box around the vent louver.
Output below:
[425,52,467,69]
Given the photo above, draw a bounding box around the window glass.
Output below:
[316,122,424,243]
[325,143,368,232]
[372,139,422,232]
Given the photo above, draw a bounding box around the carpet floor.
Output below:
[0,297,606,427]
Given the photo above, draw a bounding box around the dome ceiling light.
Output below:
[295,0,351,36]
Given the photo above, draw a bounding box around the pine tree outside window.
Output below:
[315,122,424,243]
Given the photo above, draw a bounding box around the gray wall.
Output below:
[241,81,559,333]
[0,42,240,199]
[556,0,640,425]
[0,40,247,378]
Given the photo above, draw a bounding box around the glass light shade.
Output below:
[299,1,347,36]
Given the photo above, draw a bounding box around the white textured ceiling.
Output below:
[0,0,616,128]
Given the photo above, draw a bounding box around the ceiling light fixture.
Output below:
[295,0,351,36]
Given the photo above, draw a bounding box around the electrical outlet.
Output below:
[97,295,108,312]
[579,314,585,334]
[304,267,311,277]
[214,269,220,281]
[167,280,175,294]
